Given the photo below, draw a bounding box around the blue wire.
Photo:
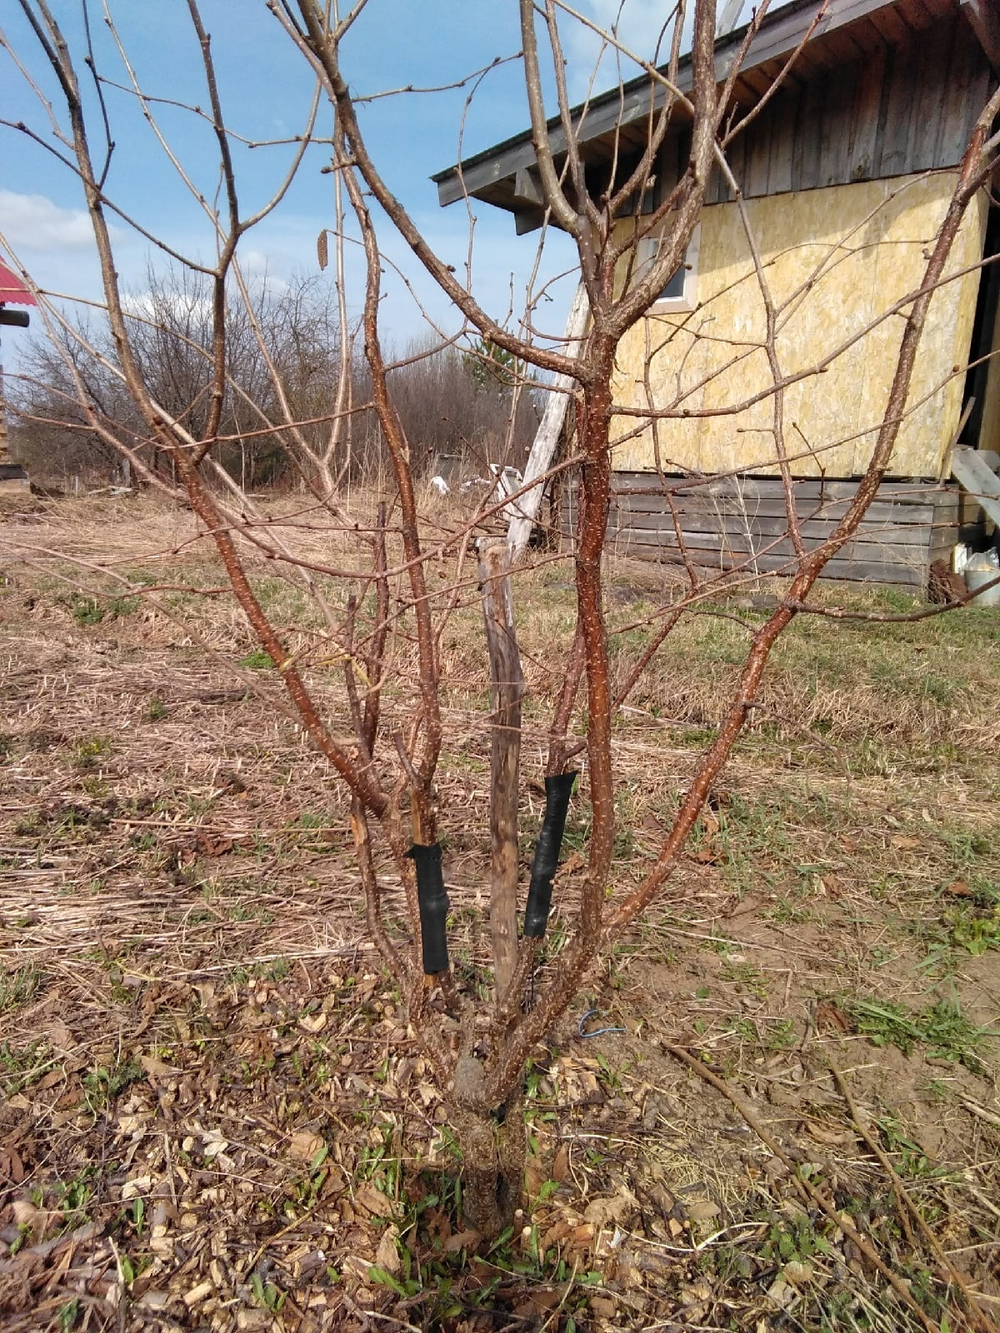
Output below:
[578,1008,626,1039]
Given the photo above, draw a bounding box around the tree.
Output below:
[4,0,998,1248]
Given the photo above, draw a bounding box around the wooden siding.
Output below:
[611,173,988,480]
[704,12,990,204]
[562,473,959,588]
[704,12,997,205]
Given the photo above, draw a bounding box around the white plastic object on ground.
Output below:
[965,549,1000,606]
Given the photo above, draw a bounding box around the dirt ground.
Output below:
[1,496,999,1332]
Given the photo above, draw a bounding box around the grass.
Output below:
[0,964,44,1012]
[847,994,997,1073]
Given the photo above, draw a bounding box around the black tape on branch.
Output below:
[407,843,450,975]
[524,771,578,939]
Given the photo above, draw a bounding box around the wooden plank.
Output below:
[791,69,827,191]
[507,282,589,559]
[735,66,775,99]
[818,25,868,64]
[614,513,941,544]
[604,535,929,585]
[819,60,860,185]
[609,473,953,503]
[723,128,748,201]
[905,18,951,170]
[847,38,888,180]
[845,15,895,56]
[608,516,918,548]
[939,21,992,164]
[434,0,914,208]
[894,0,937,30]
[765,92,797,196]
[868,3,911,42]
[742,110,775,198]
[613,494,939,523]
[877,30,916,176]
[956,57,993,159]
[951,445,1000,528]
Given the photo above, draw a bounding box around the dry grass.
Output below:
[1,495,998,1332]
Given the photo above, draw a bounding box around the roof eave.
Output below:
[433,0,924,211]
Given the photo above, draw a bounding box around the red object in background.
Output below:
[0,259,37,307]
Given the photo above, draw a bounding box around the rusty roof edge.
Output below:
[432,0,926,208]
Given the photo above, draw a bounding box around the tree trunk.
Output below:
[452,1059,526,1238]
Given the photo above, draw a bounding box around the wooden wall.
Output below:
[704,12,991,204]
[562,474,960,589]
[639,13,990,206]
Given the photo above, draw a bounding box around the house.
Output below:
[433,0,1000,588]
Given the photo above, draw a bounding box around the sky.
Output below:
[0,1,719,374]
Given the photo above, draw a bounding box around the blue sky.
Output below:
[1,1,720,375]
[0,1,663,365]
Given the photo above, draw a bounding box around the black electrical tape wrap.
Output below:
[523,771,578,938]
[407,843,450,974]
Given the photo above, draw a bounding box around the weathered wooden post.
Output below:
[478,537,524,998]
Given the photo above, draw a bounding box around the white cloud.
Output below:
[123,290,214,324]
[0,190,98,252]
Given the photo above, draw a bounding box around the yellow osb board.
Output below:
[611,173,987,478]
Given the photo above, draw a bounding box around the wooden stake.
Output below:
[506,281,590,560]
[479,538,524,999]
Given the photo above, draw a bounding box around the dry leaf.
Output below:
[353,1181,400,1219]
[139,1054,178,1078]
[693,844,721,864]
[298,1011,327,1034]
[584,1193,636,1229]
[551,1144,569,1183]
[803,1119,854,1146]
[375,1225,401,1275]
[945,879,972,897]
[1,1148,25,1184]
[288,1130,325,1163]
[686,1200,721,1222]
[590,1295,617,1318]
[556,851,586,879]
[122,1175,153,1200]
[815,1000,851,1034]
[680,1279,713,1304]
[442,1228,480,1253]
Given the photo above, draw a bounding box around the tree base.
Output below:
[452,1091,525,1240]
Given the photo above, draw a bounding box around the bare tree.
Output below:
[4,0,998,1247]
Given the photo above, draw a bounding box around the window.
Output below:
[637,224,701,313]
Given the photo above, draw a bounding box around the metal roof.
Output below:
[0,259,37,307]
